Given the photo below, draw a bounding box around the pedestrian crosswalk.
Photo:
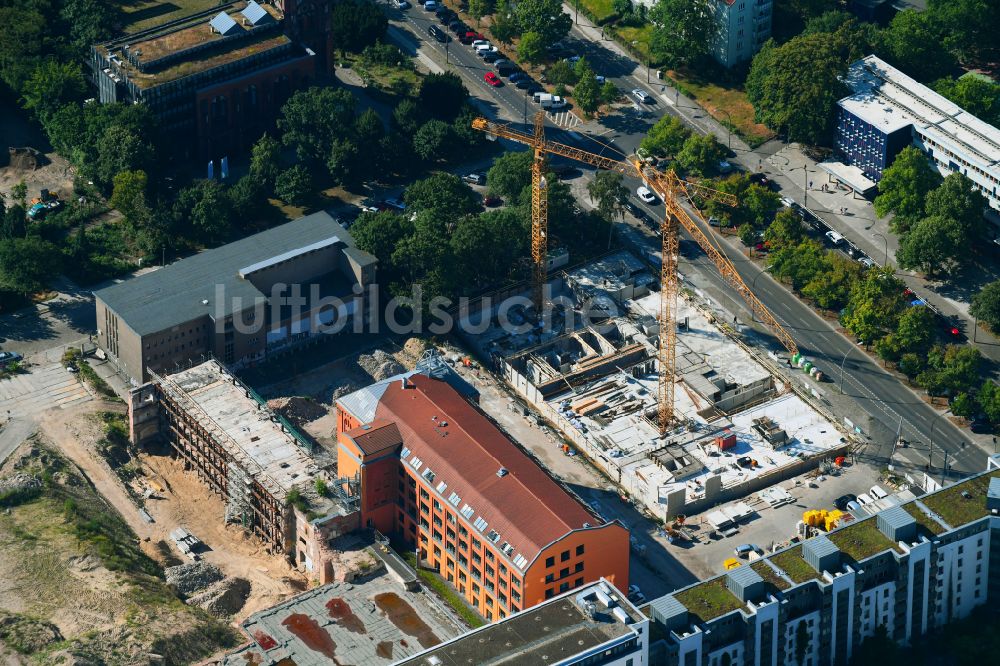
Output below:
[547,110,581,128]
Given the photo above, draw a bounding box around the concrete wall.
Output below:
[243,243,340,294]
[96,295,145,384]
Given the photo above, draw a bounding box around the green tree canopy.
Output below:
[487,150,533,203]
[351,210,414,270]
[451,208,527,288]
[883,9,956,82]
[419,72,470,121]
[92,125,155,191]
[763,208,807,250]
[278,87,357,164]
[677,133,727,176]
[769,238,829,291]
[841,266,907,344]
[327,138,363,187]
[109,170,149,230]
[917,344,982,397]
[896,214,967,276]
[873,146,941,233]
[572,59,601,115]
[21,60,86,125]
[924,172,987,237]
[330,0,388,54]
[875,305,936,362]
[514,0,571,47]
[413,120,455,162]
[404,173,481,217]
[0,237,61,296]
[275,165,313,207]
[250,133,281,190]
[746,33,848,145]
[649,0,716,68]
[587,171,630,222]
[801,252,860,311]
[970,279,1000,332]
[518,31,547,64]
[933,76,1000,127]
[641,115,691,158]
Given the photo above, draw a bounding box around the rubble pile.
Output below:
[266,396,327,424]
[187,577,251,617]
[165,562,224,597]
[357,350,405,381]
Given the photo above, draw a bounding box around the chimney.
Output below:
[400,376,410,389]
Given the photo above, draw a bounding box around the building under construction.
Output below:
[130,360,360,580]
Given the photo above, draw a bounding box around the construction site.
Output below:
[461,250,848,523]
[131,360,362,583]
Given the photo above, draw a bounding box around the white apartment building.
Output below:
[711,0,773,68]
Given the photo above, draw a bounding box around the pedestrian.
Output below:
[808,180,813,189]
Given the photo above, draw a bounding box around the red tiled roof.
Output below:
[373,374,597,562]
[344,419,403,457]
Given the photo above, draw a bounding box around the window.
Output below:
[546,556,555,567]
[559,582,569,593]
[561,550,570,562]
[560,567,569,579]
[545,573,554,583]
[574,577,584,587]
[574,562,584,573]
[545,588,554,599]
[576,545,585,556]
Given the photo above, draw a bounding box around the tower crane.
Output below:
[472,113,798,436]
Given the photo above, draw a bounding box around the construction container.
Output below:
[792,352,802,365]
[803,361,813,373]
[715,430,737,451]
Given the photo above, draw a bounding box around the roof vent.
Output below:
[201,299,209,305]
[497,467,509,478]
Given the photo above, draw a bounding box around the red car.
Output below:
[484,72,502,87]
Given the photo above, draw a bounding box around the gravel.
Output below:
[165,562,224,597]
[186,577,251,617]
[357,350,405,381]
[0,473,42,495]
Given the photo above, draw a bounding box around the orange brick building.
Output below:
[336,373,630,621]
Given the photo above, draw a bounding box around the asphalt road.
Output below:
[387,5,987,479]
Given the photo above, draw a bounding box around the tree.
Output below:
[404,173,481,216]
[413,120,455,162]
[764,208,806,250]
[492,8,519,45]
[250,133,281,189]
[917,344,982,397]
[275,165,313,206]
[451,208,527,287]
[740,184,781,229]
[883,10,956,83]
[841,266,907,344]
[278,87,357,164]
[419,72,469,121]
[21,60,86,125]
[971,280,1000,332]
[873,146,941,233]
[876,305,936,362]
[547,60,578,86]
[587,171,630,222]
[769,239,829,291]
[188,180,234,241]
[469,0,491,25]
[351,210,414,270]
[60,0,119,49]
[518,31,547,64]
[0,237,61,296]
[326,138,362,187]
[488,150,533,203]
[896,214,966,275]
[924,173,987,238]
[746,33,848,145]
[979,381,1000,424]
[600,81,619,104]
[515,0,571,48]
[329,0,388,54]
[677,133,727,175]
[641,115,691,158]
[92,125,154,190]
[934,76,1000,127]
[801,253,860,311]
[109,170,149,229]
[228,175,267,221]
[951,392,976,419]
[928,0,1000,64]
[393,98,424,134]
[572,59,601,114]
[649,0,716,68]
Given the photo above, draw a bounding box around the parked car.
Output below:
[858,256,876,269]
[846,500,862,512]
[834,494,857,511]
[449,21,468,34]
[437,8,455,22]
[825,230,845,245]
[628,585,644,603]
[471,39,490,49]
[780,195,797,208]
[515,78,535,89]
[636,186,657,204]
[427,24,448,42]
[484,71,502,86]
[735,544,763,559]
[624,201,643,219]
[970,416,993,433]
[483,194,502,207]
[717,160,733,174]
[392,0,410,8]
[870,485,888,500]
[384,197,406,210]
[462,173,486,185]
[508,71,527,82]
[423,0,437,10]
[493,59,514,70]
[631,88,652,104]
[481,50,501,64]
[0,351,22,368]
[857,493,874,506]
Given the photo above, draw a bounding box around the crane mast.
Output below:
[472,113,798,435]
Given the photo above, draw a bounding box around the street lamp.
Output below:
[631,40,652,84]
[872,232,888,267]
[838,346,860,394]
[751,267,769,322]
[800,165,810,209]
[719,109,732,151]
[929,408,951,482]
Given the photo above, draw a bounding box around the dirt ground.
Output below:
[0,109,75,201]
[35,400,308,622]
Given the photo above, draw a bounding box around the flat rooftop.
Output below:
[225,570,465,666]
[396,579,645,666]
[165,360,321,499]
[840,55,1000,170]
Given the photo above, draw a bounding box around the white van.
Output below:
[533,92,551,104]
[870,485,888,500]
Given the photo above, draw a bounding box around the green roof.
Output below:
[828,519,899,562]
[921,469,1000,528]
[903,502,945,536]
[769,546,821,584]
[751,560,790,591]
[673,578,744,623]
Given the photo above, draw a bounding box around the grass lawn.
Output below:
[921,470,1000,529]
[342,53,423,97]
[610,24,655,64]
[576,0,617,23]
[664,68,775,148]
[673,578,744,623]
[770,546,821,584]
[828,520,900,562]
[751,560,790,591]
[121,0,220,34]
